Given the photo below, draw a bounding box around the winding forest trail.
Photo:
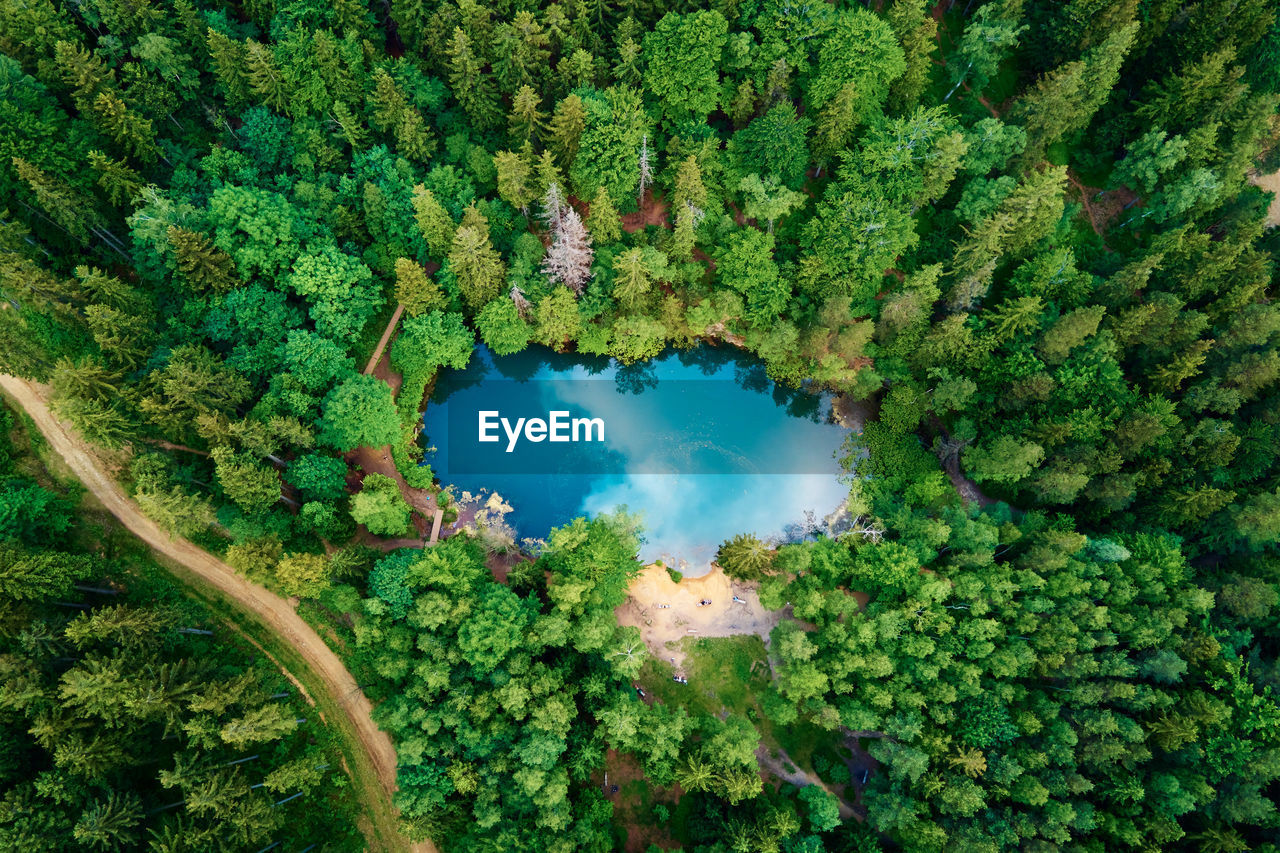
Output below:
[0,376,432,853]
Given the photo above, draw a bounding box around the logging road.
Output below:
[0,375,434,853]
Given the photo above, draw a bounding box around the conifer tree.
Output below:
[671,155,706,213]
[411,185,456,257]
[12,157,99,243]
[586,186,622,243]
[92,91,160,163]
[87,151,143,207]
[887,0,938,112]
[494,149,536,213]
[244,39,289,113]
[542,206,594,294]
[394,109,435,162]
[448,207,505,310]
[812,81,859,169]
[447,27,501,131]
[167,226,239,294]
[944,5,1027,102]
[53,40,113,110]
[612,248,652,311]
[549,94,586,169]
[729,79,757,129]
[508,85,546,147]
[394,258,445,317]
[206,28,249,109]
[331,101,369,151]
[368,68,407,132]
[637,133,655,207]
[1013,23,1138,166]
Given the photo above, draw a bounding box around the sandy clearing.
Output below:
[1251,169,1280,228]
[617,564,789,670]
[0,376,431,853]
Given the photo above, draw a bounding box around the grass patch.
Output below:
[637,635,772,720]
[666,566,682,583]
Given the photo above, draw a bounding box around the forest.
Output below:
[0,399,364,850]
[1,0,1279,850]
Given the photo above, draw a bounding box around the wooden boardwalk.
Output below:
[428,507,444,545]
[363,303,404,375]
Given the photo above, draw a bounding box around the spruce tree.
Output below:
[448,207,505,311]
[206,28,249,108]
[87,151,143,207]
[244,39,289,113]
[508,85,546,147]
[542,206,594,294]
[12,157,99,243]
[494,149,536,213]
[91,91,160,163]
[167,226,240,294]
[447,28,501,131]
[887,0,938,112]
[549,94,586,169]
[394,258,445,316]
[586,186,622,243]
[411,185,456,257]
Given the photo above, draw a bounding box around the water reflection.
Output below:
[422,345,851,575]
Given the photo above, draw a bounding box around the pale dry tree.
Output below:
[540,181,567,234]
[542,205,594,294]
[637,133,654,208]
[509,284,532,318]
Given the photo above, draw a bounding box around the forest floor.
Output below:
[1251,168,1280,228]
[755,744,857,820]
[0,376,431,853]
[617,564,787,671]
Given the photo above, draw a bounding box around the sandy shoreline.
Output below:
[616,563,788,670]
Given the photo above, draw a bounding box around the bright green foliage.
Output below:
[394,257,445,317]
[798,784,841,832]
[0,448,357,849]
[167,226,240,294]
[642,11,727,121]
[4,2,1280,848]
[717,229,787,326]
[728,103,811,190]
[448,210,506,312]
[475,297,532,355]
[211,446,281,514]
[275,552,332,598]
[806,9,906,123]
[286,453,349,502]
[287,245,379,347]
[391,310,474,386]
[318,375,401,451]
[0,479,74,544]
[569,87,647,205]
[350,473,411,536]
[716,533,774,580]
[585,186,621,243]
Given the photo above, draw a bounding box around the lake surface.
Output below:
[422,345,852,575]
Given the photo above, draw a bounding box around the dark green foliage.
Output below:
[3,1,1280,850]
[0,413,360,850]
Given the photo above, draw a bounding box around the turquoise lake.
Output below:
[422,346,853,575]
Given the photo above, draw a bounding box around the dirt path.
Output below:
[1251,169,1280,228]
[0,376,432,853]
[755,745,856,820]
[617,564,788,671]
